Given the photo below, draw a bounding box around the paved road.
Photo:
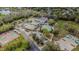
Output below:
[18,28,40,51]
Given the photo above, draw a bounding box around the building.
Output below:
[23,17,48,31]
[23,23,38,31]
[28,17,48,25]
[32,32,48,46]
[0,9,11,15]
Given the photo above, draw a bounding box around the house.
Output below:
[23,23,38,31]
[36,17,48,24]
[28,17,48,25]
[32,31,54,50]
[0,9,11,15]
[23,17,48,31]
[32,32,48,45]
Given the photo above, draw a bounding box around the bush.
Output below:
[53,30,59,37]
[42,41,60,51]
[0,23,14,34]
[48,19,56,25]
[68,27,77,35]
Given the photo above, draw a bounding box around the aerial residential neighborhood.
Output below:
[0,7,79,51]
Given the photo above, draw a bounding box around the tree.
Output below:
[53,30,59,37]
[68,28,76,35]
[48,19,56,26]
[42,42,60,51]
[68,28,78,36]
[42,28,51,38]
[75,18,79,23]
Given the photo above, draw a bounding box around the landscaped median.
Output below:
[0,34,30,51]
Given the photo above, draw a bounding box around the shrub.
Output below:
[0,23,14,34]
[48,19,56,25]
[42,41,60,51]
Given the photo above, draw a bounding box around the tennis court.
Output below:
[56,34,79,51]
[0,31,19,46]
